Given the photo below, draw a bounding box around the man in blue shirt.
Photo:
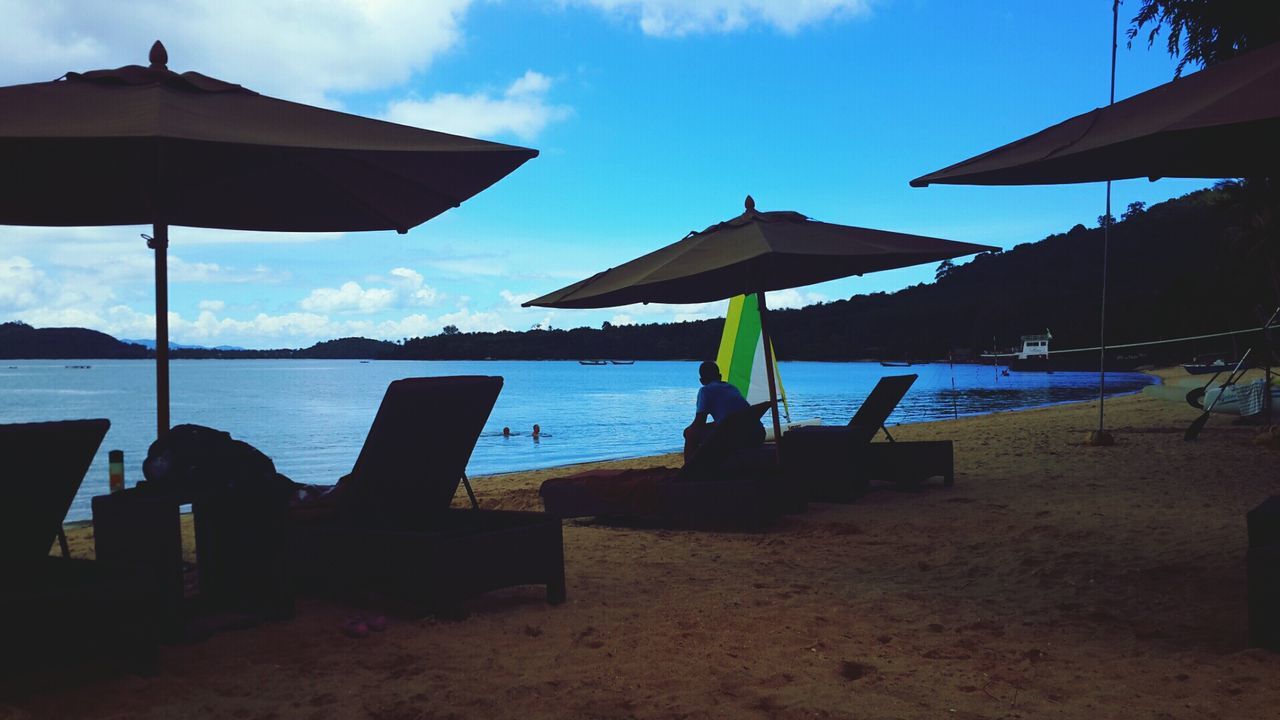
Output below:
[683,360,749,460]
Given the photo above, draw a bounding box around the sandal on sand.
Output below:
[341,618,369,638]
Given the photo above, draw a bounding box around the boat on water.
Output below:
[879,360,912,367]
[578,359,608,366]
[610,360,635,365]
[1000,331,1146,372]
[1181,354,1233,375]
[717,293,820,441]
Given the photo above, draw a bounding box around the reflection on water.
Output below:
[0,359,1154,521]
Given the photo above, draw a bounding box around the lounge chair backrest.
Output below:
[0,419,109,572]
[341,376,502,525]
[847,374,917,444]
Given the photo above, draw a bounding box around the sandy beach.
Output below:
[6,368,1280,719]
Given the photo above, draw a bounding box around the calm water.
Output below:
[0,359,1156,521]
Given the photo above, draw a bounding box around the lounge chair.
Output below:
[539,401,790,530]
[1,419,158,679]
[289,376,566,609]
[781,374,954,501]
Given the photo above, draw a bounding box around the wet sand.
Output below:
[6,368,1280,719]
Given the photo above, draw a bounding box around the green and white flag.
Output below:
[716,293,790,423]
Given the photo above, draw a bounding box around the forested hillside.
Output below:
[4,185,1275,362]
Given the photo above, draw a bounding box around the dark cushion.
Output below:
[678,401,770,482]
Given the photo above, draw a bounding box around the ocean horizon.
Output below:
[0,358,1157,522]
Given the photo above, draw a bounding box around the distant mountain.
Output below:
[4,185,1274,364]
[120,338,247,351]
[0,322,149,359]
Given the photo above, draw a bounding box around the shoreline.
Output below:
[26,365,1280,719]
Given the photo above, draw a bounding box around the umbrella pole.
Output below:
[149,223,170,437]
[757,292,784,450]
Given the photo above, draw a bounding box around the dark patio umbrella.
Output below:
[911,37,1280,441]
[910,40,1280,187]
[0,42,537,437]
[525,196,997,442]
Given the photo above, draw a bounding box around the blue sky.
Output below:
[0,0,1213,348]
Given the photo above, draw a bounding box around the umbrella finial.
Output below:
[744,195,755,212]
[149,41,168,69]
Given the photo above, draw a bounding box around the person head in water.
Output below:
[502,426,511,437]
[532,423,541,438]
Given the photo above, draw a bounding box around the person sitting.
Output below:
[683,360,758,461]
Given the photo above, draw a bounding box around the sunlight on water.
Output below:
[0,359,1155,521]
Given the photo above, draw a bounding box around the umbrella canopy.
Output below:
[526,196,997,442]
[0,42,537,436]
[0,42,537,231]
[525,196,997,308]
[910,40,1280,187]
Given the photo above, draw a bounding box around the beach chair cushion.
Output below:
[678,401,771,482]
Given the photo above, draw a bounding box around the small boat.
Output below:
[610,360,635,365]
[1000,331,1145,372]
[578,359,608,366]
[1181,355,1232,375]
[879,360,912,367]
[763,417,822,443]
[1190,379,1280,415]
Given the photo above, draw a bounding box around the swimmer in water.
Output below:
[532,423,541,439]
[502,426,511,437]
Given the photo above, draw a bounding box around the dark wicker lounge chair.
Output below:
[289,376,566,609]
[1,419,158,680]
[539,401,788,530]
[781,374,954,501]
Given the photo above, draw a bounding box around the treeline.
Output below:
[4,185,1276,362]
[389,185,1277,364]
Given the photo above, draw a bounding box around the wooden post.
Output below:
[149,223,170,438]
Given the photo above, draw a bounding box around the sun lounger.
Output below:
[539,401,789,530]
[781,374,954,501]
[289,376,566,609]
[1,419,158,679]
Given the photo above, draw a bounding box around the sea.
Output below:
[0,359,1157,521]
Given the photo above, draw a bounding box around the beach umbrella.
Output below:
[524,196,997,442]
[0,42,537,437]
[909,40,1280,188]
[911,34,1280,440]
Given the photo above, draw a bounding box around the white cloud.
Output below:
[0,256,45,309]
[570,0,874,36]
[766,288,826,309]
[385,70,572,141]
[610,314,635,325]
[388,267,442,306]
[500,289,538,309]
[299,267,442,314]
[435,309,510,334]
[0,0,475,106]
[198,300,225,312]
[300,281,395,314]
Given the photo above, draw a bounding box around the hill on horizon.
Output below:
[3,185,1276,362]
